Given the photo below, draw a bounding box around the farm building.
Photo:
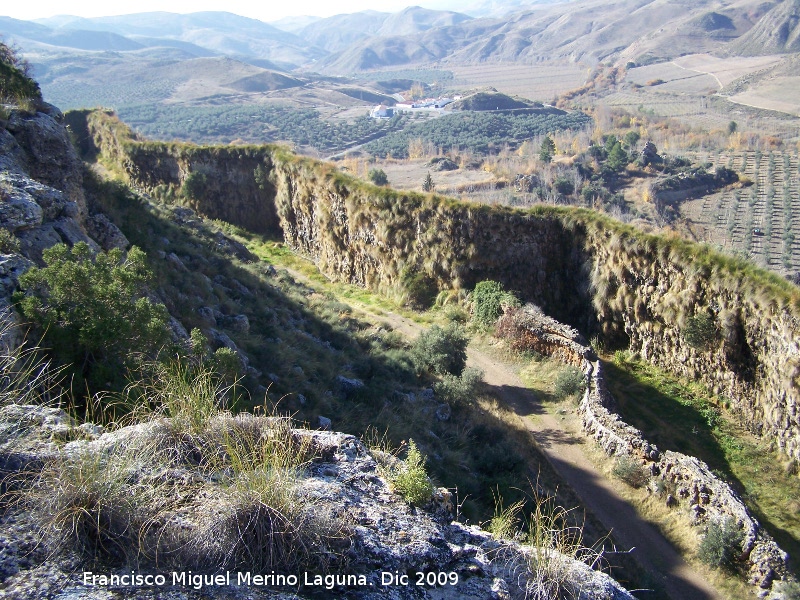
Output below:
[370,105,395,118]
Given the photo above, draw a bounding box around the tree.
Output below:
[182,171,208,200]
[606,140,629,172]
[553,176,575,196]
[368,168,388,186]
[422,171,435,192]
[624,130,641,149]
[727,121,738,135]
[15,243,169,389]
[539,135,555,163]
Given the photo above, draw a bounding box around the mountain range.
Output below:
[2,0,800,112]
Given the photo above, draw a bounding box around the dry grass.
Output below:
[2,344,348,574]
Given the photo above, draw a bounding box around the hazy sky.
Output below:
[2,0,460,22]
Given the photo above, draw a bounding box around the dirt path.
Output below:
[277,263,722,599]
[377,309,722,600]
[669,61,723,90]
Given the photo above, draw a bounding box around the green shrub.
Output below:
[0,41,41,106]
[697,517,744,570]
[612,455,648,488]
[0,228,20,254]
[472,280,519,328]
[410,323,467,376]
[400,268,438,310]
[182,171,208,200]
[683,312,718,350]
[391,439,434,505]
[368,168,388,186]
[434,367,483,406]
[553,366,585,399]
[15,243,169,392]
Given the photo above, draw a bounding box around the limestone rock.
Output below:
[0,407,636,600]
[85,213,129,251]
[0,254,33,296]
[0,185,43,231]
[336,375,365,398]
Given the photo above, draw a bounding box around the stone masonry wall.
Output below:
[81,110,800,465]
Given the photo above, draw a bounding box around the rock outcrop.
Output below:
[0,404,636,600]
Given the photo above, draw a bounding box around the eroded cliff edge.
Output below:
[77,109,800,465]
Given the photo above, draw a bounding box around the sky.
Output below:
[2,0,461,22]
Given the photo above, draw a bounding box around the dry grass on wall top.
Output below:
[79,107,800,457]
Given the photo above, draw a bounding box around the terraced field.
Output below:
[449,62,588,103]
[680,150,800,275]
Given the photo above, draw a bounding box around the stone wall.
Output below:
[496,304,789,592]
[80,110,800,464]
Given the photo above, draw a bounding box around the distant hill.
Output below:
[227,71,306,92]
[312,0,779,74]
[268,15,323,34]
[27,12,325,69]
[0,17,144,52]
[299,11,390,53]
[375,6,473,36]
[450,90,535,110]
[727,0,800,55]
[29,53,304,110]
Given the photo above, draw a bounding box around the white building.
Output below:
[370,105,395,118]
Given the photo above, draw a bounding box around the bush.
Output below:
[0,228,20,254]
[697,517,744,570]
[400,268,438,310]
[683,312,718,350]
[410,323,468,377]
[367,168,388,186]
[182,171,208,200]
[612,455,648,488]
[553,366,585,399]
[0,41,41,106]
[15,243,169,392]
[472,280,519,328]
[433,367,483,406]
[390,440,434,505]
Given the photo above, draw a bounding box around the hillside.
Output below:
[727,0,800,55]
[0,55,645,598]
[298,11,391,53]
[449,90,535,110]
[72,107,800,595]
[311,0,778,74]
[20,11,325,69]
[376,6,473,36]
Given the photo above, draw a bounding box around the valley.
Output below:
[2,1,800,597]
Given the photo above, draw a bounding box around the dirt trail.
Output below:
[379,309,722,600]
[277,263,722,599]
